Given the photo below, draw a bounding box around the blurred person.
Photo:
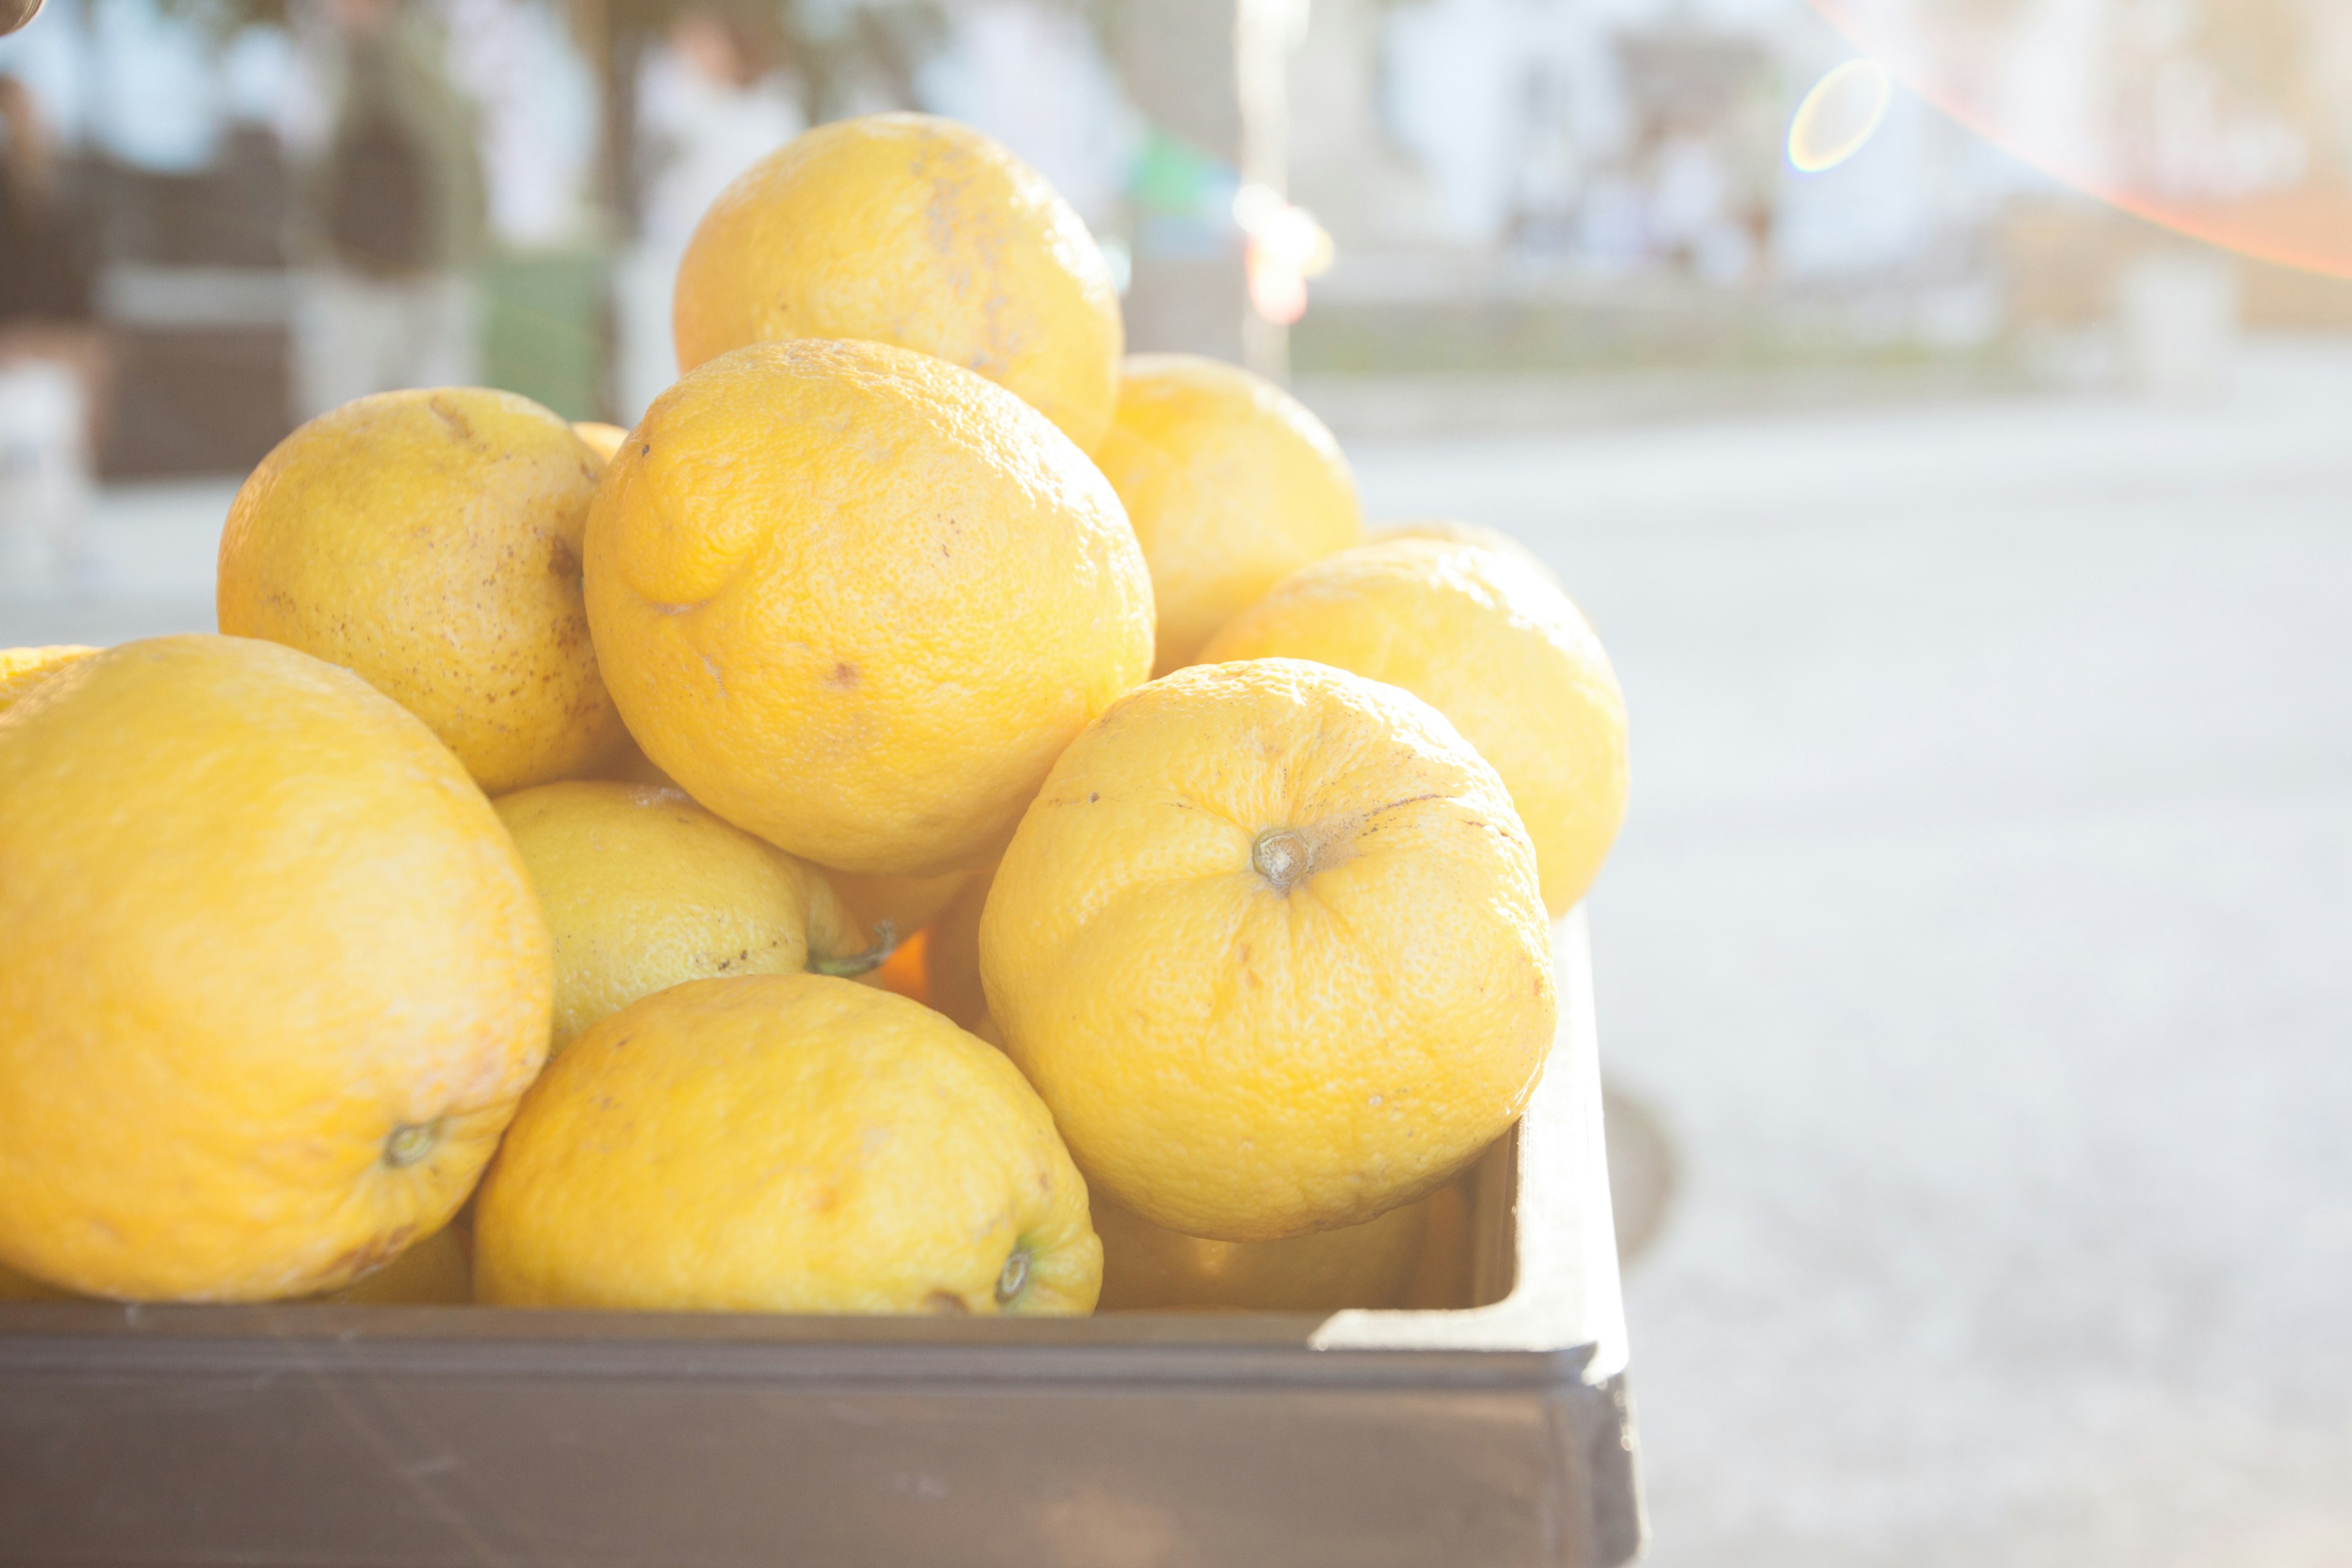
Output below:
[615,4,802,421]
[285,0,488,418]
[0,71,104,590]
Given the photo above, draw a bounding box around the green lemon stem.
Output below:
[809,919,898,979]
[995,1245,1033,1306]
[1252,829,1312,892]
[383,1121,440,1169]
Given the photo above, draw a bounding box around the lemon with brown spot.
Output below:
[494,780,883,1052]
[981,658,1555,1241]
[673,113,1121,451]
[1094,1192,1428,1313]
[1202,537,1627,915]
[584,338,1153,878]
[1091,355,1361,673]
[475,974,1101,1315]
[0,644,96,715]
[0,635,551,1300]
[217,387,626,794]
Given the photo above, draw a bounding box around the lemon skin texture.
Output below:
[1202,537,1627,916]
[217,386,627,794]
[673,113,1122,451]
[1091,354,1361,674]
[474,974,1101,1316]
[583,338,1153,878]
[0,636,552,1300]
[494,780,872,1052]
[0,645,96,715]
[981,658,1555,1242]
[1095,1192,1428,1313]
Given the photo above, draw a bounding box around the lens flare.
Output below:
[1807,0,2352,280]
[1789,59,1894,173]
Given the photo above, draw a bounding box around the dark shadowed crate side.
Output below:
[0,914,1642,1568]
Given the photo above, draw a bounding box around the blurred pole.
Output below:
[1234,0,1294,382]
[1115,0,1289,378]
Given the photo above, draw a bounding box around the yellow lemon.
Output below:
[0,636,551,1300]
[217,387,626,794]
[0,644,96,715]
[673,113,1122,451]
[493,780,881,1052]
[981,658,1554,1241]
[584,338,1153,877]
[1091,355,1361,673]
[1095,1193,1428,1313]
[474,974,1101,1315]
[571,420,629,464]
[1202,537,1627,914]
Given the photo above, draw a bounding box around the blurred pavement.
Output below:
[1354,341,2352,1568]
[5,346,2350,1567]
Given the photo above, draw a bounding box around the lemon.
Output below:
[494,780,880,1052]
[981,658,1555,1241]
[1203,537,1627,914]
[583,338,1152,877]
[0,645,96,715]
[217,387,626,794]
[475,974,1100,1314]
[673,113,1121,450]
[1091,355,1360,673]
[0,636,550,1300]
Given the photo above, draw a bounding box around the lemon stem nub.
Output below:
[383,1121,440,1169]
[995,1245,1032,1305]
[1252,829,1311,892]
[809,919,898,979]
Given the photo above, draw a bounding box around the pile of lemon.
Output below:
[0,115,1626,1316]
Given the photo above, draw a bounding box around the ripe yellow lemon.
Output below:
[217,387,626,795]
[584,338,1153,877]
[1095,1193,1428,1313]
[981,658,1555,1241]
[475,974,1101,1315]
[673,113,1122,451]
[1202,538,1627,915]
[493,780,880,1052]
[1091,355,1361,674]
[0,636,551,1300]
[0,644,96,715]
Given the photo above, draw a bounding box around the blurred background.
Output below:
[3,1,2349,1563]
